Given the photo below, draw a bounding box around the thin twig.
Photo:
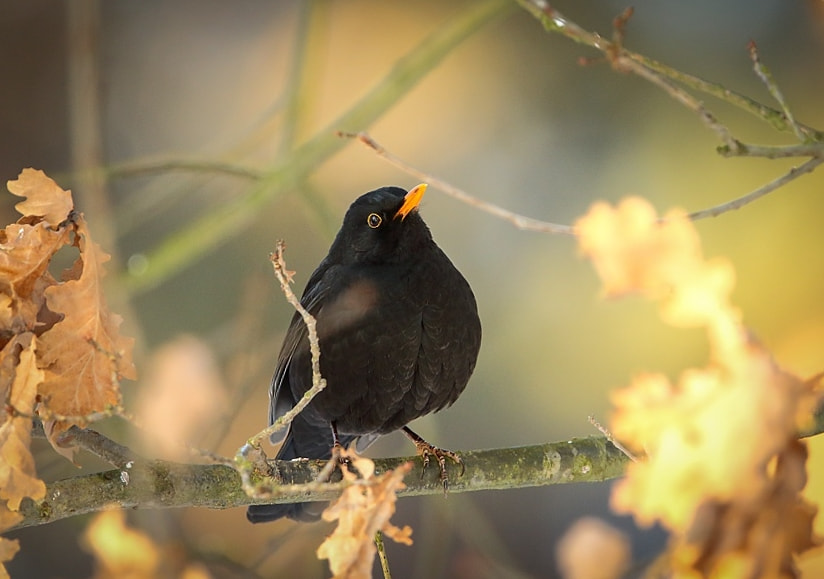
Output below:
[718,143,824,159]
[341,130,823,229]
[339,131,575,235]
[235,240,328,499]
[249,241,326,448]
[516,0,823,141]
[688,156,824,221]
[748,41,805,143]
[613,55,741,153]
[376,530,393,579]
[588,415,638,463]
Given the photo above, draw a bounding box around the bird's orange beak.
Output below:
[394,183,427,220]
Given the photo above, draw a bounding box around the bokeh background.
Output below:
[3,0,824,577]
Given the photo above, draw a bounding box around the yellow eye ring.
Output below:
[367,213,382,228]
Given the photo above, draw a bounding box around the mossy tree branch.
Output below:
[11,394,824,533]
[11,436,627,531]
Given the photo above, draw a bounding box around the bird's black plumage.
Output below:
[247,185,481,523]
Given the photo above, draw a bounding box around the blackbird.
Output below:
[246,184,481,523]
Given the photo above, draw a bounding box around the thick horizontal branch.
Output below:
[10,392,824,532]
[11,436,628,531]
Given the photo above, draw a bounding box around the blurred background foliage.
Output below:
[2,0,824,577]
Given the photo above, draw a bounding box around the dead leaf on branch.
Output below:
[0,220,70,344]
[0,333,46,578]
[2,168,135,454]
[317,448,413,579]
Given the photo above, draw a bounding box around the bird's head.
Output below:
[329,184,433,265]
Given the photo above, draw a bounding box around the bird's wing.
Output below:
[267,261,336,441]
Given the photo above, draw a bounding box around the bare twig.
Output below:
[612,55,741,153]
[588,415,638,463]
[515,0,823,141]
[718,143,824,159]
[748,41,805,143]
[251,240,326,448]
[339,131,575,235]
[688,156,824,221]
[376,531,393,579]
[235,240,328,499]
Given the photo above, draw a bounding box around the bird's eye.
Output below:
[367,213,382,228]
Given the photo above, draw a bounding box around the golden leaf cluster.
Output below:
[0,169,136,573]
[575,197,821,578]
[316,448,414,579]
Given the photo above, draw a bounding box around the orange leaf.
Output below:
[0,222,70,339]
[7,168,73,227]
[37,217,135,432]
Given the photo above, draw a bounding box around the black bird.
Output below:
[247,184,481,523]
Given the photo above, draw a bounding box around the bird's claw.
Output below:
[413,440,464,497]
[330,442,351,465]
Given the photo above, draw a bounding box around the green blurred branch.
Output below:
[122,0,514,294]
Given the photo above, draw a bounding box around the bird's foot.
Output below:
[330,442,352,465]
[402,426,464,496]
[317,443,350,483]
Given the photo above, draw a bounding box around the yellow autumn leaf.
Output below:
[576,197,820,577]
[83,510,160,579]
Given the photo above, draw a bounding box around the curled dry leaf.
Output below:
[0,221,70,341]
[316,448,413,579]
[576,197,820,577]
